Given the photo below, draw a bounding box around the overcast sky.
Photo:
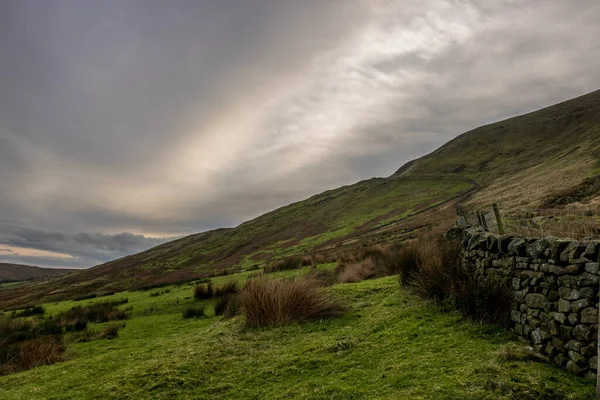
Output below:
[1,0,599,268]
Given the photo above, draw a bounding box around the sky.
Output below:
[1,0,600,269]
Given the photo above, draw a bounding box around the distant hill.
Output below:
[0,263,73,283]
[1,89,599,309]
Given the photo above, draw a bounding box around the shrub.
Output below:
[97,323,125,340]
[194,281,238,300]
[182,305,205,319]
[214,294,242,318]
[0,336,65,376]
[337,260,376,284]
[413,237,512,326]
[72,293,98,301]
[213,281,239,297]
[194,283,214,300]
[239,276,346,327]
[56,299,129,330]
[372,243,421,283]
[304,268,338,286]
[264,256,304,273]
[10,305,45,318]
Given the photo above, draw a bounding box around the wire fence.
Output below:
[461,206,600,240]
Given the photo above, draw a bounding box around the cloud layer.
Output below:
[1,0,600,267]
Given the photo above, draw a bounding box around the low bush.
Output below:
[214,294,242,318]
[239,276,346,327]
[182,305,205,319]
[194,281,238,300]
[72,293,98,301]
[264,256,304,273]
[337,260,376,284]
[0,336,65,376]
[97,323,125,340]
[56,299,129,330]
[304,268,338,286]
[413,237,512,326]
[10,305,45,318]
[371,243,421,283]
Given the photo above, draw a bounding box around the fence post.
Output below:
[493,203,505,235]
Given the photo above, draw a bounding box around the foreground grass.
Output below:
[0,276,594,399]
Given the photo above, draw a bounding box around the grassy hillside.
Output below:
[0,272,594,399]
[0,263,72,283]
[1,89,600,308]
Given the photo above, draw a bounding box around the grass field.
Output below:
[0,268,594,400]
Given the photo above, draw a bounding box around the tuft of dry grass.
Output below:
[239,276,346,327]
[0,336,65,376]
[337,259,376,284]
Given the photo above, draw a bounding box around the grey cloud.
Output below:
[1,0,600,268]
[0,228,172,268]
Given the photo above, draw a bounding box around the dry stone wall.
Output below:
[461,228,599,378]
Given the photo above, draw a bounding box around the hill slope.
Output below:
[1,89,600,308]
[0,263,72,283]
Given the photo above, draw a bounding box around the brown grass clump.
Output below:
[0,336,65,376]
[413,236,512,326]
[337,259,376,284]
[239,276,346,327]
[371,243,421,284]
[194,281,238,300]
[97,323,125,340]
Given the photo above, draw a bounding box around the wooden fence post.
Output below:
[493,203,505,235]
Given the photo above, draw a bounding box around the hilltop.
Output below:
[0,263,72,283]
[1,89,599,308]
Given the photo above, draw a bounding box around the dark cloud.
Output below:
[0,227,172,268]
[1,0,599,267]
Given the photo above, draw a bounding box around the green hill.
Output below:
[1,89,600,308]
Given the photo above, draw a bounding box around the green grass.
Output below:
[0,273,593,400]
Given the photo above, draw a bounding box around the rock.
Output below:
[568,350,587,366]
[550,265,582,275]
[591,356,598,370]
[581,307,598,324]
[579,272,599,286]
[511,278,521,291]
[573,324,592,341]
[565,340,583,352]
[558,299,571,313]
[547,290,558,302]
[566,360,583,375]
[508,238,527,256]
[554,312,567,324]
[558,275,579,288]
[549,320,560,335]
[528,239,549,259]
[568,313,580,325]
[571,298,592,313]
[526,294,548,309]
[551,337,565,352]
[560,325,574,340]
[560,241,586,263]
[545,343,557,357]
[510,310,522,324]
[554,353,568,367]
[558,287,576,300]
[514,324,523,336]
[550,240,571,261]
[582,343,597,357]
[585,262,599,275]
[585,371,597,380]
[531,328,551,344]
[578,287,596,298]
[514,289,529,304]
